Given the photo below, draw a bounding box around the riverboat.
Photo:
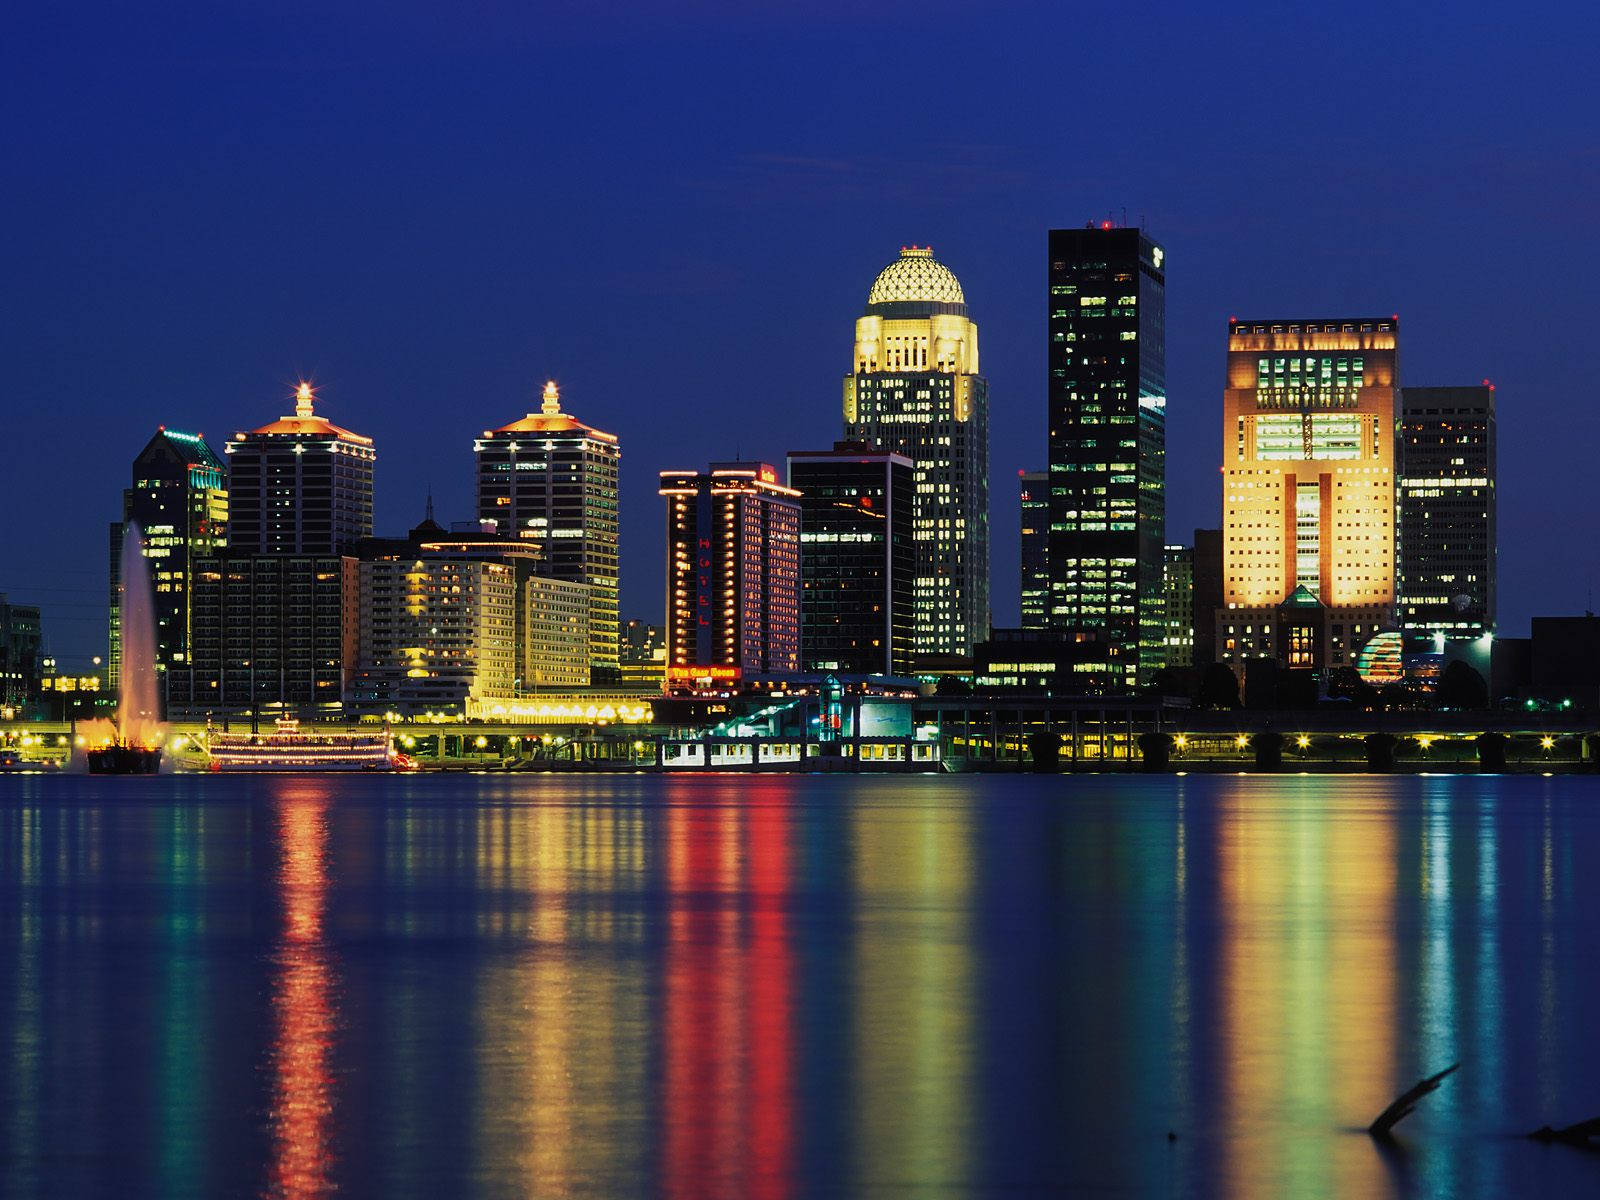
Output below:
[204,717,416,772]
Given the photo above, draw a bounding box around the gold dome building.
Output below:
[843,247,989,658]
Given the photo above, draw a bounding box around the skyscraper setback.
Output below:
[1045,224,1166,692]
[843,247,988,658]
[1398,385,1497,640]
[1218,318,1399,670]
[475,381,621,678]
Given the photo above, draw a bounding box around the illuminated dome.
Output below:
[866,246,966,312]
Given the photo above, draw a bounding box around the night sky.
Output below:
[5,1,1597,663]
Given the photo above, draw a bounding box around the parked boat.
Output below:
[203,717,416,772]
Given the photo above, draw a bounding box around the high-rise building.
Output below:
[351,555,519,715]
[619,619,667,690]
[179,553,357,715]
[225,383,375,555]
[658,462,800,688]
[0,593,42,710]
[475,381,621,678]
[1218,318,1399,670]
[109,428,228,690]
[787,440,916,677]
[1191,527,1223,666]
[1045,224,1167,692]
[1019,470,1049,629]
[1398,384,1497,640]
[524,576,592,690]
[843,246,988,658]
[1162,544,1194,668]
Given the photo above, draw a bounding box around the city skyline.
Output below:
[3,277,1544,666]
[8,4,1600,660]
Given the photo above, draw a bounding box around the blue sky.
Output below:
[5,1,1597,660]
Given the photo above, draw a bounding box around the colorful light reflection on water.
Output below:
[1,773,1597,1199]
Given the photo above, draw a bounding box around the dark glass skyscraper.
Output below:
[1019,470,1048,629]
[787,441,915,677]
[1046,224,1166,691]
[1398,384,1497,639]
[109,428,228,691]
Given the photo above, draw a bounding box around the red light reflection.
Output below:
[267,783,337,1199]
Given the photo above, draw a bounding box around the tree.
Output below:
[1326,665,1376,709]
[1435,660,1489,710]
[1196,663,1240,709]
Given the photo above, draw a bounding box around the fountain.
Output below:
[83,523,165,773]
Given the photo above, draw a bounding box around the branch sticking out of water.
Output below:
[1368,1063,1460,1139]
[1527,1117,1600,1148]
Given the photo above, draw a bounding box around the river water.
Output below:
[0,772,1596,1198]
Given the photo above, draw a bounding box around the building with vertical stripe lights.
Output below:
[843,246,988,658]
[1218,317,1399,672]
[659,462,801,690]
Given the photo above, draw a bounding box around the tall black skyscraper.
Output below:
[1046,224,1166,691]
[1398,384,1497,639]
[1019,470,1048,629]
[109,428,228,691]
[788,441,916,677]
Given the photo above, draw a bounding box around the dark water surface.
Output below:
[2,773,1598,1199]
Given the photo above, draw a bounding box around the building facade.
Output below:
[474,381,620,678]
[659,462,801,688]
[1162,544,1194,668]
[1191,528,1223,666]
[619,619,666,690]
[225,383,375,555]
[350,556,519,715]
[787,441,915,677]
[1218,318,1399,670]
[842,246,988,658]
[524,576,592,690]
[109,428,228,690]
[1398,384,1497,640]
[1019,470,1049,629]
[175,553,357,715]
[0,593,42,710]
[1045,224,1167,692]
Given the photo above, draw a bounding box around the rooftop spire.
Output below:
[541,379,561,415]
[295,381,315,418]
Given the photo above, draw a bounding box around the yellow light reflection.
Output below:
[852,789,971,1192]
[1219,780,1395,1198]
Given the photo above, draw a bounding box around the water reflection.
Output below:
[1,773,1599,1199]
[267,781,337,1199]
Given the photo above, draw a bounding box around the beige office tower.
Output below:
[1217,318,1398,671]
